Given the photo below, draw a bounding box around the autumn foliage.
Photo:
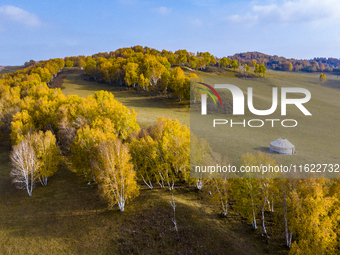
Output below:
[2,46,340,253]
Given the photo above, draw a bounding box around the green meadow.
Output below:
[62,68,340,173]
[0,66,25,74]
[61,69,190,128]
[191,75,340,176]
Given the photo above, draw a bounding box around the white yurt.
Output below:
[269,138,295,155]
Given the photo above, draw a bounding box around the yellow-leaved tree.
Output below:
[92,91,140,140]
[28,130,60,186]
[10,110,35,145]
[94,140,139,212]
[209,174,232,217]
[150,117,190,190]
[289,179,336,254]
[319,73,326,83]
[130,131,158,189]
[169,67,187,101]
[233,152,278,235]
[124,62,140,88]
[188,134,212,190]
[129,117,190,190]
[10,130,60,195]
[204,151,233,217]
[71,125,113,183]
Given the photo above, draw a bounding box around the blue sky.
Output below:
[1,0,340,65]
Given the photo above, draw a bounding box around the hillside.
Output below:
[0,137,288,254]
[1,46,339,254]
[229,52,340,73]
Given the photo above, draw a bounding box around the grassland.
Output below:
[61,69,190,128]
[1,66,338,254]
[61,67,314,130]
[0,66,25,74]
[191,74,340,176]
[0,137,287,254]
[62,68,340,171]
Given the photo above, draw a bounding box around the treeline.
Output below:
[0,56,192,212]
[0,57,141,206]
[60,46,267,100]
[22,46,269,102]
[229,51,340,72]
[61,46,227,100]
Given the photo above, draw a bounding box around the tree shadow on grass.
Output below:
[253,147,271,153]
[320,79,340,90]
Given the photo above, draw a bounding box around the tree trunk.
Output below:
[142,176,153,189]
[158,180,165,188]
[250,195,257,229]
[262,202,267,238]
[252,209,257,229]
[196,179,203,190]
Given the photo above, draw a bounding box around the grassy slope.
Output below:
[61,69,190,128]
[4,66,337,254]
[62,66,340,169]
[190,73,340,172]
[0,67,294,254]
[0,66,25,74]
[0,138,285,255]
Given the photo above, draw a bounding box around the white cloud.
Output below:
[227,14,258,24]
[189,18,203,27]
[0,5,41,27]
[227,0,340,26]
[153,6,172,15]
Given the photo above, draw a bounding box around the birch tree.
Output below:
[170,193,179,238]
[95,140,139,212]
[124,62,139,87]
[169,67,186,101]
[289,179,336,254]
[235,153,277,236]
[10,139,39,196]
[150,117,190,190]
[275,178,296,248]
[189,135,212,190]
[130,134,158,189]
[210,175,231,216]
[233,178,260,230]
[10,110,35,145]
[28,131,60,186]
[71,125,112,182]
[319,73,326,83]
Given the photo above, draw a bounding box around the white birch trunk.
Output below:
[250,195,257,229]
[221,200,228,216]
[10,140,38,197]
[252,209,257,229]
[196,179,203,190]
[142,176,153,189]
[262,201,267,237]
[170,193,178,236]
[167,178,174,191]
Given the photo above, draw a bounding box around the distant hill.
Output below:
[0,65,25,74]
[228,51,340,73]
